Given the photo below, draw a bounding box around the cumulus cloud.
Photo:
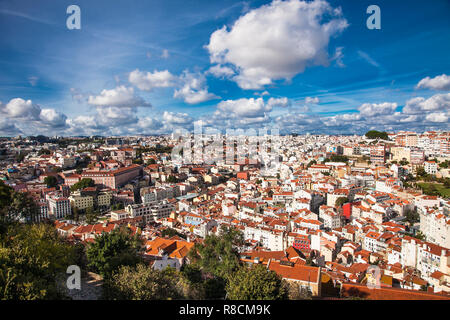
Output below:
[403,93,450,114]
[268,97,290,108]
[0,98,70,135]
[206,0,348,89]
[416,74,450,91]
[137,117,163,130]
[173,71,219,104]
[425,112,448,123]
[216,97,273,118]
[206,65,235,78]
[129,69,176,91]
[88,86,151,108]
[1,98,41,119]
[0,118,22,135]
[163,111,193,125]
[358,102,397,117]
[39,108,67,127]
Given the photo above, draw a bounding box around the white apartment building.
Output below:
[320,210,342,229]
[424,161,438,175]
[48,195,71,219]
[419,209,450,248]
[126,200,175,222]
[243,225,285,251]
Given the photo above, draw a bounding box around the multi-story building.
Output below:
[370,145,385,164]
[424,161,438,175]
[125,200,174,222]
[419,209,450,248]
[48,195,71,219]
[81,164,141,189]
[69,194,94,211]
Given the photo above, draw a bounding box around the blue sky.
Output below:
[0,0,449,136]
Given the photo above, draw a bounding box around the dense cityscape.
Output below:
[0,0,449,305]
[0,129,449,300]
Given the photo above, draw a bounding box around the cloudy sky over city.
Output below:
[0,0,449,136]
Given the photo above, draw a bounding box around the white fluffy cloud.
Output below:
[129,69,176,91]
[1,98,41,119]
[425,112,448,123]
[0,98,71,135]
[358,102,397,117]
[163,111,193,125]
[403,93,450,114]
[416,74,450,91]
[216,97,273,118]
[88,86,151,107]
[268,97,290,108]
[39,108,67,127]
[206,65,235,78]
[206,0,348,89]
[173,71,219,104]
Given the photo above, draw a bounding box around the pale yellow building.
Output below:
[69,194,94,211]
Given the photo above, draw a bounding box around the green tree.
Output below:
[86,227,142,278]
[0,223,77,299]
[416,166,427,177]
[226,265,286,300]
[167,175,177,183]
[405,209,419,226]
[8,192,38,223]
[161,228,186,239]
[335,197,349,207]
[0,181,14,215]
[444,179,450,189]
[44,175,58,188]
[103,264,182,300]
[85,207,98,225]
[189,226,243,278]
[307,160,317,168]
[38,148,51,156]
[188,225,244,299]
[70,178,95,192]
[365,130,389,140]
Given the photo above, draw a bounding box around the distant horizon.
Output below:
[2,129,449,140]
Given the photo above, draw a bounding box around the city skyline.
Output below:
[0,0,449,137]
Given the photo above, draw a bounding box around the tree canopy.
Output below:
[0,223,77,299]
[44,176,58,188]
[226,265,286,300]
[335,197,349,207]
[365,130,389,140]
[86,227,142,278]
[103,264,182,300]
[70,178,95,192]
[187,225,244,299]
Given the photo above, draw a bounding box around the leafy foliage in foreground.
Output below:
[104,264,182,300]
[86,227,142,278]
[226,265,287,300]
[0,222,77,300]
